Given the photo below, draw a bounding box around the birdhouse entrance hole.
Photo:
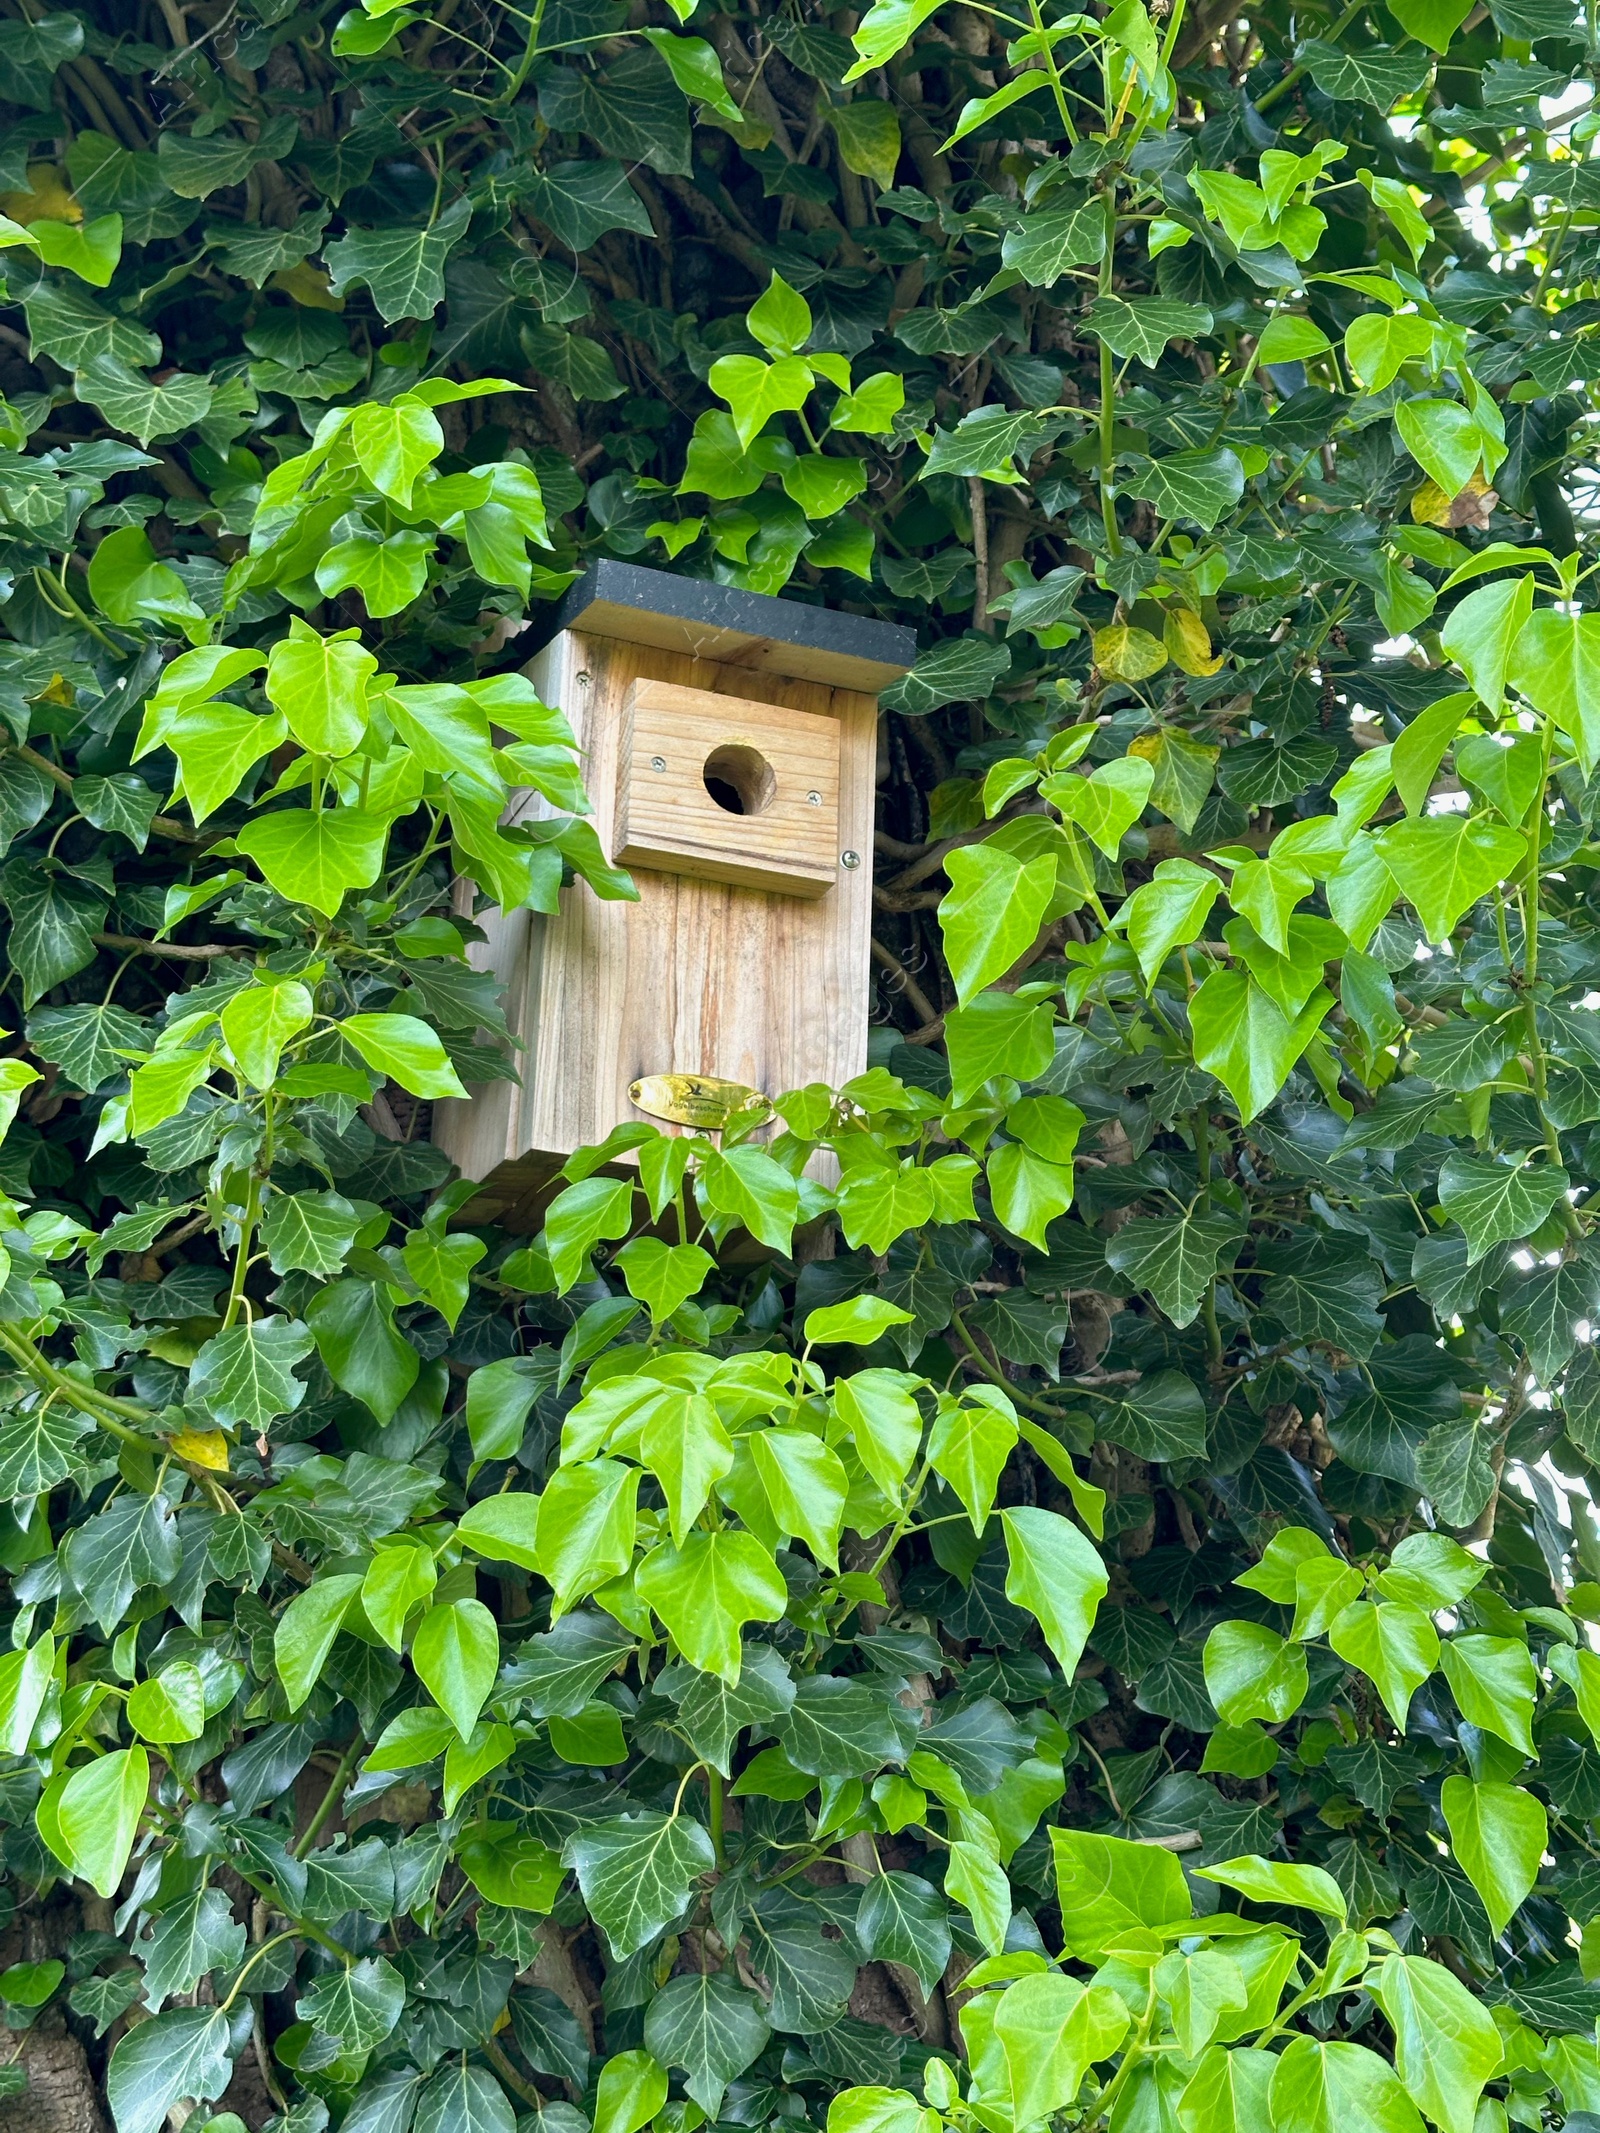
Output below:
[703,743,775,816]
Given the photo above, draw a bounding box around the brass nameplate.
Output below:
[629,1073,767,1130]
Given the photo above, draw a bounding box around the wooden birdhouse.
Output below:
[433,562,916,1228]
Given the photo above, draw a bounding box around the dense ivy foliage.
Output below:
[6,1,1600,2132]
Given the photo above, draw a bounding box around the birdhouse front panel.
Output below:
[432,563,914,1228]
[614,679,842,898]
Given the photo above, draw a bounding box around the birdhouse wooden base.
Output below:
[432,563,915,1230]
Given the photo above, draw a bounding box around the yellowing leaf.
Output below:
[169,1426,230,1471]
[0,164,80,225]
[1164,607,1222,675]
[1094,623,1167,680]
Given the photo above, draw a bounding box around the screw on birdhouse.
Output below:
[806,790,822,805]
[841,850,861,868]
[650,756,668,772]
[576,670,591,687]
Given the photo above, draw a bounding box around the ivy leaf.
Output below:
[940,848,1056,1006]
[696,1145,800,1255]
[635,1532,788,1683]
[188,1318,314,1434]
[880,635,1010,715]
[1499,1256,1600,1382]
[776,1675,915,1776]
[1190,969,1330,1123]
[1000,200,1107,283]
[1438,1635,1537,1757]
[521,159,656,247]
[46,1744,150,1899]
[1268,2036,1425,2133]
[644,1971,771,2115]
[1203,1622,1309,1724]
[156,114,298,198]
[316,528,435,617]
[297,1954,406,2057]
[563,1812,717,1958]
[929,1389,1020,1528]
[0,1404,91,1498]
[1000,1506,1108,1675]
[1328,1600,1439,1729]
[1266,1233,1386,1358]
[1100,1370,1209,1462]
[744,1909,860,2030]
[75,772,161,853]
[307,1279,420,1423]
[24,279,162,369]
[1124,449,1245,531]
[412,1596,500,1739]
[1105,1213,1239,1328]
[855,1873,952,1995]
[0,10,82,108]
[508,1988,591,2087]
[924,406,1068,478]
[659,1644,796,1775]
[1046,756,1154,858]
[1437,1153,1571,1264]
[138,1888,246,2012]
[944,986,1057,1102]
[1296,37,1433,103]
[1217,735,1338,809]
[1440,1776,1545,1935]
[105,2007,234,2133]
[1083,295,1213,363]
[0,861,106,1007]
[1416,1415,1499,1525]
[275,1574,364,1711]
[260,1191,362,1278]
[76,356,215,446]
[1050,1827,1192,1959]
[1507,606,1600,773]
[326,195,474,322]
[1367,1956,1503,2133]
[414,2062,516,2133]
[234,808,389,918]
[1372,817,1526,943]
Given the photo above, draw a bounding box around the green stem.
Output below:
[1518,706,1581,1235]
[500,0,549,101]
[221,1930,298,2013]
[1083,1981,1157,2129]
[1028,0,1080,144]
[950,1308,1076,1417]
[485,2036,544,2108]
[0,1324,154,1443]
[708,1767,726,1867]
[293,1734,365,1859]
[36,562,125,655]
[1097,281,1121,555]
[222,1172,262,1332]
[866,1458,930,1581]
[1192,1106,1224,1361]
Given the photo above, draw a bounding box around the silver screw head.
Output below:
[650,755,668,772]
[576,670,592,687]
[806,790,822,805]
[841,849,861,869]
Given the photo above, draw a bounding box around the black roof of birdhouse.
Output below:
[535,559,917,694]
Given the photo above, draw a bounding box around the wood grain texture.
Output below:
[433,627,876,1222]
[615,677,841,896]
